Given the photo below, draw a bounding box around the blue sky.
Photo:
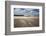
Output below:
[14,8,39,16]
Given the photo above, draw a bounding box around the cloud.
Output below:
[14,8,39,16]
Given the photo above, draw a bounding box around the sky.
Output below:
[14,8,39,16]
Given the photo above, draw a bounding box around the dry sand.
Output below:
[14,16,39,27]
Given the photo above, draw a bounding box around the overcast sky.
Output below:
[14,8,39,16]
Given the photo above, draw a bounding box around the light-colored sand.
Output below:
[14,16,39,19]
